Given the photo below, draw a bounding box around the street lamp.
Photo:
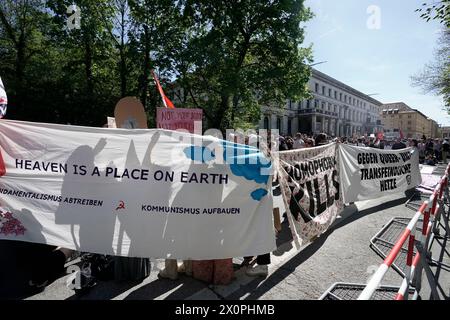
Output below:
[309,61,328,67]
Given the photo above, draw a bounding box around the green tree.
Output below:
[46,0,120,125]
[128,0,186,126]
[413,1,450,112]
[0,0,53,118]
[175,0,313,131]
[416,1,450,28]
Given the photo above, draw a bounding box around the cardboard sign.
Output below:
[156,108,202,133]
[114,97,148,129]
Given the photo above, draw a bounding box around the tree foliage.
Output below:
[413,1,450,112]
[416,1,450,28]
[0,0,313,130]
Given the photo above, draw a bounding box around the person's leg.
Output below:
[246,254,270,277]
[178,260,192,276]
[158,259,178,280]
[30,247,68,287]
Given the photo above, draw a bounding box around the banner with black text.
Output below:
[338,144,421,203]
[277,143,343,246]
[0,120,275,259]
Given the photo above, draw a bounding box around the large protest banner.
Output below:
[338,144,421,203]
[0,120,275,259]
[156,108,203,133]
[277,143,343,246]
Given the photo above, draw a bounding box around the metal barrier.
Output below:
[319,282,414,300]
[358,164,450,300]
[369,217,423,277]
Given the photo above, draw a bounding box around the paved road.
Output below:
[2,190,449,300]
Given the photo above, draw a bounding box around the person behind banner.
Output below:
[391,137,407,150]
[293,133,305,149]
[442,139,449,163]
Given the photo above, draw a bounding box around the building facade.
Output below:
[259,68,383,136]
[381,102,441,139]
[441,126,450,139]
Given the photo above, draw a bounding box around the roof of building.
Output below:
[312,68,383,106]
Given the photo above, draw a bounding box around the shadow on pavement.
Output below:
[123,275,208,300]
[65,279,144,300]
[228,195,412,300]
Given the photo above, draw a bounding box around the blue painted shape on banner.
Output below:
[183,146,216,163]
[221,141,272,185]
[183,141,272,201]
[251,188,268,201]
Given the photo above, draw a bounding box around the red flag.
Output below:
[151,70,175,109]
[399,129,404,139]
[377,131,384,140]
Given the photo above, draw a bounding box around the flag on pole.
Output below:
[399,129,404,139]
[151,70,175,109]
[377,131,384,140]
[0,77,7,118]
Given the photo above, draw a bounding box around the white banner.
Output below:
[338,144,421,203]
[0,120,275,259]
[277,143,343,246]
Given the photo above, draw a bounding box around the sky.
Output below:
[302,0,449,125]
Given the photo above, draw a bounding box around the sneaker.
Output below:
[245,264,268,277]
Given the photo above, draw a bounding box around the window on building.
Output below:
[277,118,282,130]
[334,91,337,99]
[315,100,319,108]
[322,102,326,109]
[306,100,310,108]
[408,115,412,119]
[289,100,292,109]
[340,93,342,101]
[329,88,332,97]
[322,86,326,95]
[315,83,319,93]
[408,121,412,125]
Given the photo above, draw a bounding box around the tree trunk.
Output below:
[213,94,231,131]
[15,34,26,113]
[140,25,150,110]
[84,34,94,99]
[119,47,127,97]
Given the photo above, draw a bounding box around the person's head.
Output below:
[411,139,418,147]
[315,133,327,146]
[305,138,315,148]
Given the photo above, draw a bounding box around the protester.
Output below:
[425,138,434,156]
[314,133,328,146]
[442,139,450,163]
[28,244,74,289]
[293,133,305,149]
[434,139,442,162]
[418,139,426,163]
[391,138,407,150]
